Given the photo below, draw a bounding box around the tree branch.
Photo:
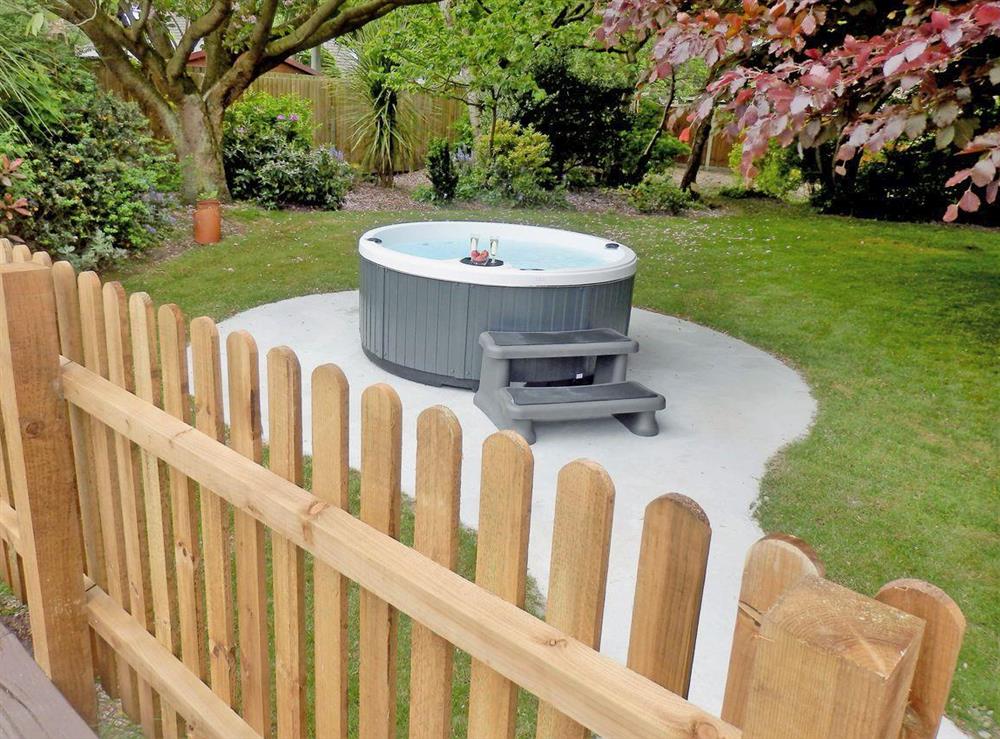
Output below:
[166,0,231,81]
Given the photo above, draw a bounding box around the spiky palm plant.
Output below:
[346,25,415,187]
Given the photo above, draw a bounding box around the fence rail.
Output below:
[0,240,968,739]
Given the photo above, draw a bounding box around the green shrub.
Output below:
[802,137,999,225]
[425,138,458,201]
[728,140,802,200]
[223,91,352,208]
[253,146,354,210]
[471,120,559,206]
[2,90,178,268]
[619,97,691,184]
[411,183,435,203]
[628,173,692,214]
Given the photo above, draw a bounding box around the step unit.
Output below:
[474,329,665,444]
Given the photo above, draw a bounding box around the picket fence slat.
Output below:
[79,270,136,712]
[104,282,158,736]
[408,406,462,739]
[190,317,238,709]
[11,244,30,262]
[876,579,966,739]
[467,431,533,739]
[0,238,11,262]
[268,346,308,739]
[129,292,182,739]
[52,262,104,589]
[31,251,52,267]
[358,383,403,739]
[721,533,824,728]
[225,330,272,734]
[534,460,615,739]
[159,304,208,683]
[627,493,711,697]
[311,363,351,739]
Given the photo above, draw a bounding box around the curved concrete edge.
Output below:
[214,291,965,737]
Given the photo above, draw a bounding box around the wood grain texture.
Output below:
[84,580,257,739]
[225,330,271,735]
[876,579,966,739]
[78,270,135,713]
[311,363,351,739]
[158,303,208,682]
[721,533,824,728]
[31,251,52,267]
[60,358,743,739]
[359,383,402,739]
[743,575,924,739]
[467,431,533,739]
[129,292,181,739]
[535,459,615,739]
[627,493,711,698]
[52,262,103,587]
[0,263,96,724]
[267,346,308,739]
[0,238,11,262]
[408,406,462,739]
[103,281,157,736]
[190,317,237,707]
[11,243,30,262]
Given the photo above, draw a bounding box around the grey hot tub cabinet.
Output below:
[359,256,635,389]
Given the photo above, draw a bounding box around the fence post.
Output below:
[743,575,924,739]
[0,263,96,725]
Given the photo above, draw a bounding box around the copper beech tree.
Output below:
[599,1,1000,221]
[45,0,437,201]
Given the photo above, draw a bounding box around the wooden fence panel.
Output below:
[79,271,136,713]
[129,292,182,739]
[534,461,615,739]
[103,282,158,735]
[408,406,462,739]
[94,66,463,172]
[0,238,11,262]
[11,244,30,262]
[268,346,308,738]
[466,431,533,739]
[721,533,824,728]
[876,580,966,739]
[311,364,351,739]
[190,317,237,707]
[627,493,711,697]
[158,304,208,683]
[225,330,272,734]
[358,383,402,739]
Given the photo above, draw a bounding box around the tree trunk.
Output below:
[680,108,714,192]
[170,95,231,203]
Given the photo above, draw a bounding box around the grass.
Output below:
[110,198,1000,734]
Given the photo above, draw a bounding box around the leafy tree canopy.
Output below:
[599,0,1000,220]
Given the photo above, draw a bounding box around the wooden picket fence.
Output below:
[0,239,968,738]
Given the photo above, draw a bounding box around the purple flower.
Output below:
[277,114,286,121]
[289,114,299,122]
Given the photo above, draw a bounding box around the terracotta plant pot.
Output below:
[193,199,222,244]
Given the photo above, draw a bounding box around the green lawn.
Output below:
[113,199,1000,734]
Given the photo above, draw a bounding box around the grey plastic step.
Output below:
[502,381,665,424]
[507,381,661,407]
[481,329,638,359]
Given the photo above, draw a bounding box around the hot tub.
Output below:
[359,221,637,388]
